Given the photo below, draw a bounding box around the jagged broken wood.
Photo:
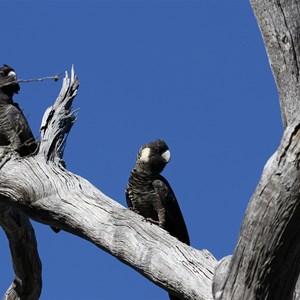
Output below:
[0,68,216,300]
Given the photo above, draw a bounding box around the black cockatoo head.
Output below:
[136,139,171,174]
[0,64,20,97]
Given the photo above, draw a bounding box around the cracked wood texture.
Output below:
[0,69,216,300]
[214,1,300,299]
[251,0,300,129]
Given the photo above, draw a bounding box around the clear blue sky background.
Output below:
[1,1,282,299]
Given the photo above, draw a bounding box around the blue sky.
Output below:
[1,1,282,299]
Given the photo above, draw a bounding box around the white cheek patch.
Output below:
[162,150,171,162]
[8,70,16,78]
[140,147,151,162]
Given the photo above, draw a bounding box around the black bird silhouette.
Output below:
[0,64,37,156]
[126,140,190,300]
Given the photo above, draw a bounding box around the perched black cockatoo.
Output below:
[0,64,37,156]
[126,140,190,300]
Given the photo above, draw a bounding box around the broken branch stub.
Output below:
[39,66,79,164]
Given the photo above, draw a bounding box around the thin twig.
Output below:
[0,73,63,88]
[18,73,62,83]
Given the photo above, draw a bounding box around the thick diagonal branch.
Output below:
[211,2,300,299]
[219,125,300,299]
[0,157,216,300]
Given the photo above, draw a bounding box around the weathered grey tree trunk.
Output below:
[1,1,300,299]
[213,1,300,299]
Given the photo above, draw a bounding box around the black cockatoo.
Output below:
[0,64,37,156]
[126,139,190,300]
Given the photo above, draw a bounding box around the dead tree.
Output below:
[1,1,300,299]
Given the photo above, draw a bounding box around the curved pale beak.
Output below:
[162,150,171,163]
[8,70,17,78]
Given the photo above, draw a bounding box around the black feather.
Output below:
[0,64,37,156]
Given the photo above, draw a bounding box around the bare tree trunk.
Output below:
[214,1,300,299]
[250,0,300,130]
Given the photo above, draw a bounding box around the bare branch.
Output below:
[0,156,216,300]
[0,73,63,89]
[209,2,300,298]
[0,66,216,299]
[212,256,231,300]
[0,204,42,300]
[39,66,79,164]
[220,125,300,299]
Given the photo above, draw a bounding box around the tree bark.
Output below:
[0,205,42,300]
[214,1,300,299]
[218,126,300,299]
[250,0,300,130]
[1,157,217,299]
